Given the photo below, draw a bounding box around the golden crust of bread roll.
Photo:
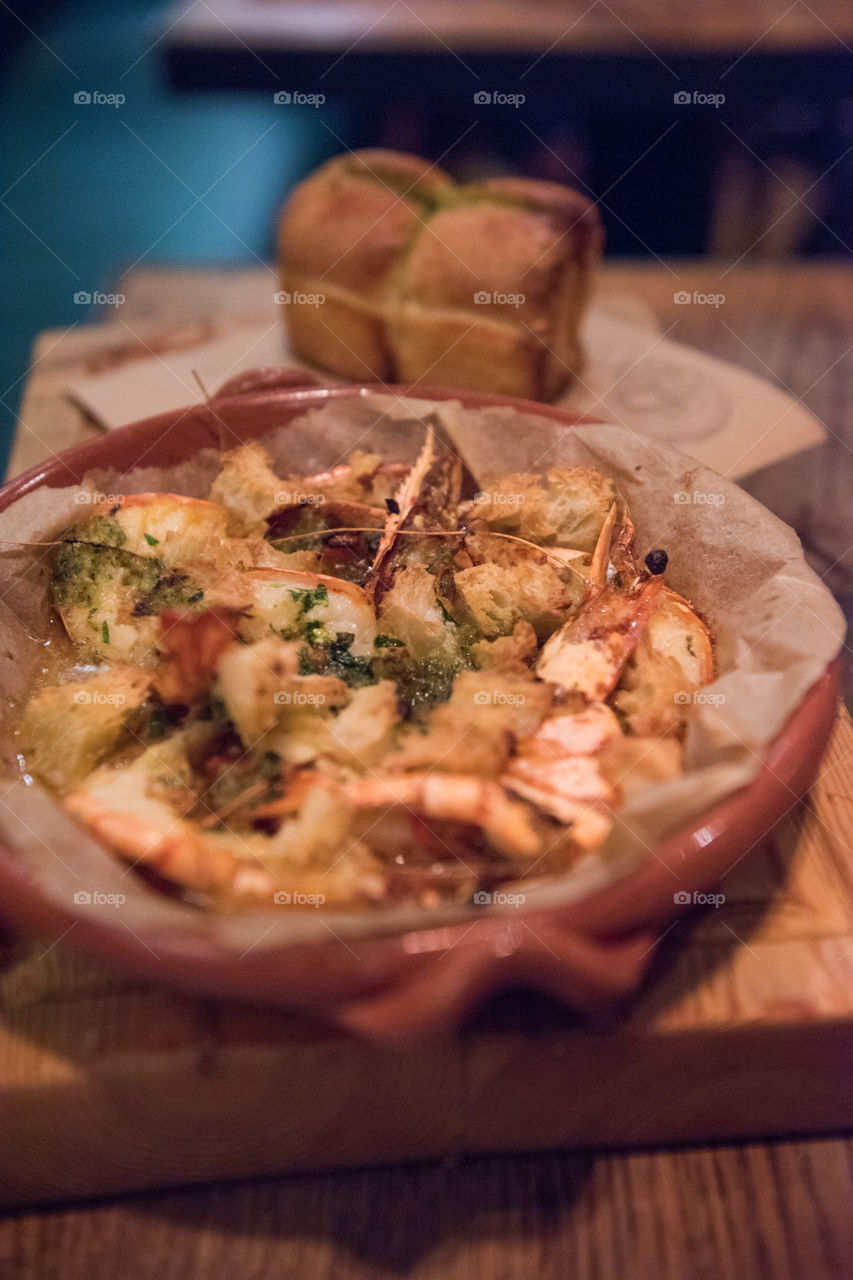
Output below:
[278,150,602,398]
[278,151,452,380]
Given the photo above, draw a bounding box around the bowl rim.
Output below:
[0,377,840,1036]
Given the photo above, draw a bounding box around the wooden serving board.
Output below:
[1,312,852,1209]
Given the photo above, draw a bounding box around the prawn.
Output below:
[346,773,541,859]
[503,703,620,848]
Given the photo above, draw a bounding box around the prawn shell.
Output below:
[537,576,664,700]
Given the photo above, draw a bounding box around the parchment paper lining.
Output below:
[0,394,843,949]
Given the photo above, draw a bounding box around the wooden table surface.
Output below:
[160,0,853,55]
[2,260,852,1280]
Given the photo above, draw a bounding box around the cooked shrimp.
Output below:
[346,773,541,859]
[319,501,386,529]
[367,428,462,600]
[367,428,436,600]
[238,566,377,653]
[503,703,620,847]
[64,762,279,899]
[64,750,358,903]
[536,574,665,700]
[299,458,409,496]
[87,493,230,567]
[588,501,619,589]
[43,438,719,913]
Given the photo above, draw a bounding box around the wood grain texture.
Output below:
[1,710,851,1207]
[2,263,852,1276]
[1,1141,851,1280]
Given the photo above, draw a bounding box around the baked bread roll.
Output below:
[278,150,603,400]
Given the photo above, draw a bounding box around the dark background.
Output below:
[1,0,850,473]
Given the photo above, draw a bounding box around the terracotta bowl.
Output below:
[0,374,839,1040]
